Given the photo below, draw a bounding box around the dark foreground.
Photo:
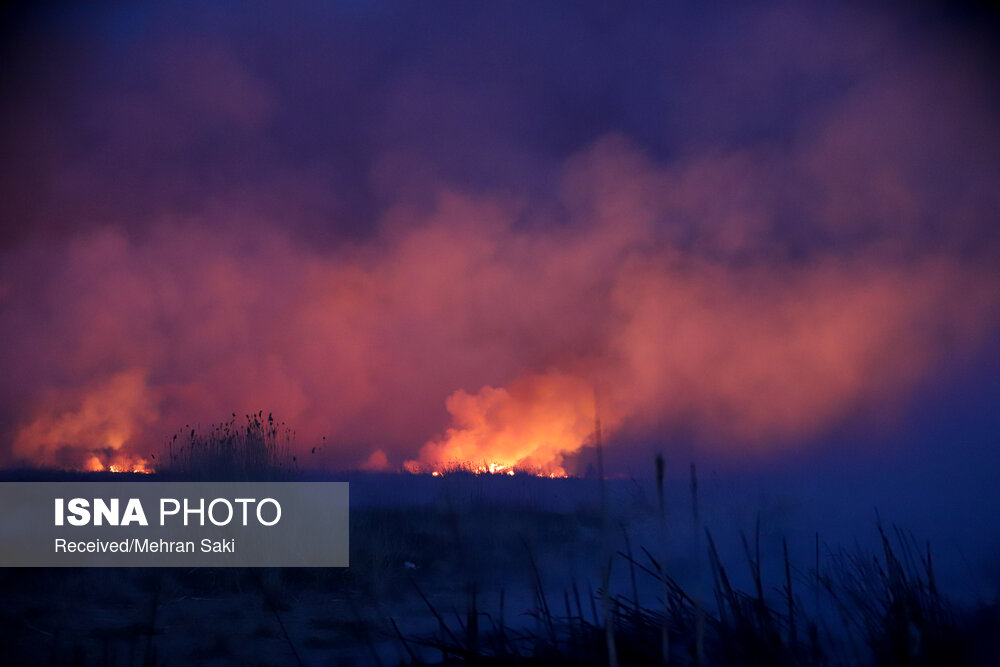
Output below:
[1,470,998,666]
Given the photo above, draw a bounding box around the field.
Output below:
[1,467,998,666]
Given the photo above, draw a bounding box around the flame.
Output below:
[108,461,153,474]
[424,463,563,478]
[86,451,154,474]
[12,370,157,470]
[405,371,601,477]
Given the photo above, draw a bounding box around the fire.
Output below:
[406,371,606,477]
[88,453,154,474]
[466,462,566,478]
[12,370,157,471]
[424,463,565,478]
[107,460,153,474]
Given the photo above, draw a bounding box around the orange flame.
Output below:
[108,458,154,474]
[86,452,154,474]
[12,370,157,470]
[405,371,605,477]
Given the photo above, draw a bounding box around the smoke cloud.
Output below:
[1,1,998,472]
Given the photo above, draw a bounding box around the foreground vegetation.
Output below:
[2,423,996,665]
[2,487,997,666]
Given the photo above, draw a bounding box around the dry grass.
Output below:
[162,411,297,480]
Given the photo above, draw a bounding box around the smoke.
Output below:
[11,370,157,470]
[1,1,998,472]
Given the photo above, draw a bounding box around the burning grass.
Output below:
[409,460,570,478]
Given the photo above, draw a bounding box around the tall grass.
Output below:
[821,523,969,667]
[399,521,994,666]
[163,411,297,480]
[395,457,997,666]
[8,468,998,665]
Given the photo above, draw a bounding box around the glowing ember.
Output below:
[105,456,154,474]
[107,463,153,474]
[411,459,568,478]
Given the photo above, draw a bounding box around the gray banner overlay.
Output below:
[0,482,348,567]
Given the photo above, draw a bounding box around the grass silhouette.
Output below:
[162,411,296,481]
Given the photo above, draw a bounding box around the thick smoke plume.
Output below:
[1,2,998,472]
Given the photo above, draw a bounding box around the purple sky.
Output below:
[0,1,998,477]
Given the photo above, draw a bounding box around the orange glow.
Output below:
[413,462,566,478]
[359,448,390,471]
[106,455,154,474]
[404,371,602,477]
[3,139,997,474]
[12,370,157,471]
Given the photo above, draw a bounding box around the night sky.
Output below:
[1,1,998,479]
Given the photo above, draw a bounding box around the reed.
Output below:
[163,411,296,480]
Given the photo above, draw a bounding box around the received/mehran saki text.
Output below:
[54,538,236,553]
